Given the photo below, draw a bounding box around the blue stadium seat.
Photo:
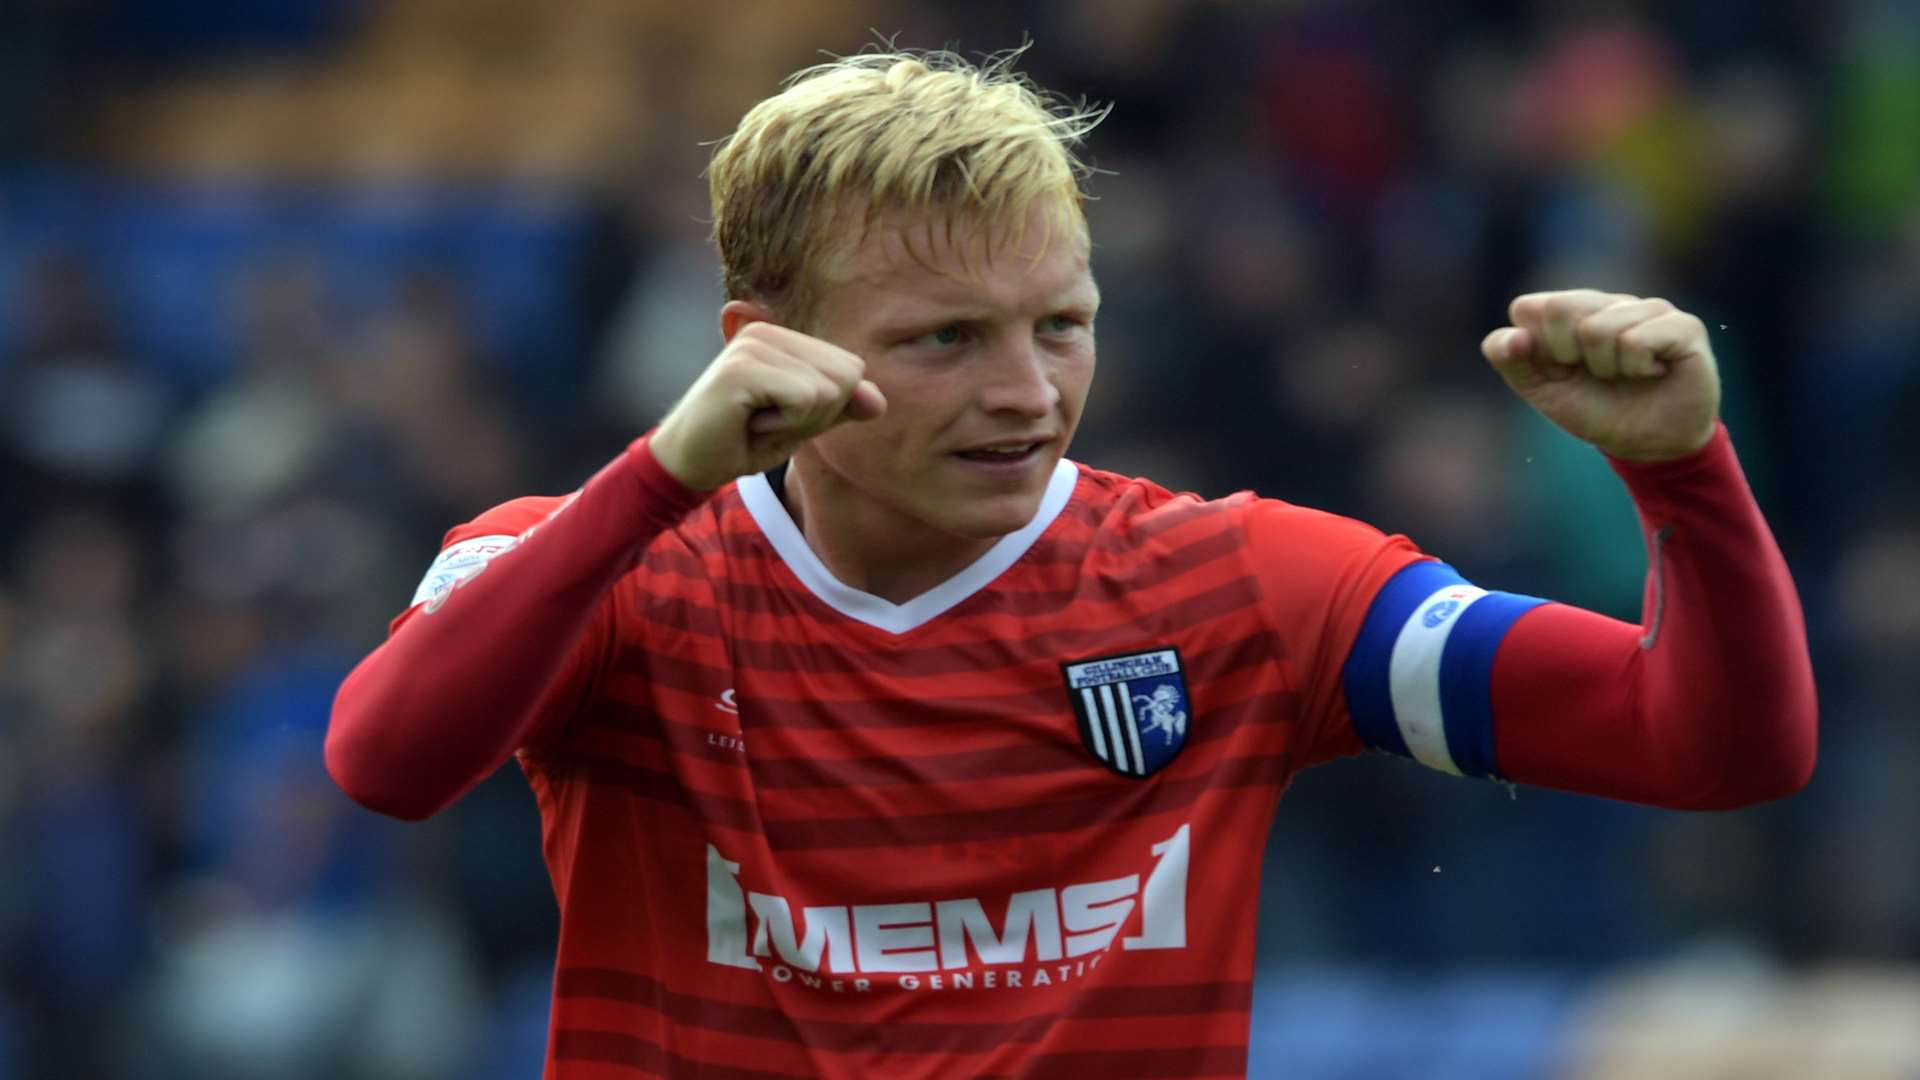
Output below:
[0,172,590,389]
[1248,966,1579,1079]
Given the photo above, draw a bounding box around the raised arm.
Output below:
[325,321,885,819]
[325,439,706,820]
[1337,291,1815,809]
[1492,423,1814,806]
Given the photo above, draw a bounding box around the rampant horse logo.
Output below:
[1132,684,1188,746]
[1062,647,1192,778]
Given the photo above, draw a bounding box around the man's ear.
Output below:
[720,299,779,343]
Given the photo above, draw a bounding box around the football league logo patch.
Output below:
[1063,648,1190,777]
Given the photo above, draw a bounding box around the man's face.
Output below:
[795,203,1099,543]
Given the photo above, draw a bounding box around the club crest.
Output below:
[1062,648,1190,777]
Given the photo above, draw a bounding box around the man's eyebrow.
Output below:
[869,308,995,338]
[874,284,1097,326]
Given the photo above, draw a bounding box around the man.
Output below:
[326,48,1816,1079]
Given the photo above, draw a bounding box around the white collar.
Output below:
[734,459,1079,635]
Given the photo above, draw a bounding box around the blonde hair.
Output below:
[708,46,1106,324]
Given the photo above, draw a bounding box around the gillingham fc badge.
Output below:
[1062,648,1191,777]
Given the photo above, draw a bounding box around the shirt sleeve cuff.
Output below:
[1604,420,1734,483]
[624,430,715,523]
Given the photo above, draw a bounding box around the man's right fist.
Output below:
[649,322,887,491]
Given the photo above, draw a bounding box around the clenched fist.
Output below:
[650,322,887,491]
[1482,290,1721,461]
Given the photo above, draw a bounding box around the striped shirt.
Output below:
[410,456,1526,1079]
[333,422,1820,1077]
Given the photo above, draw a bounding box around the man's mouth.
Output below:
[955,442,1045,463]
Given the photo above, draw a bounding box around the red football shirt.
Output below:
[417,459,1418,1078]
[335,425,1816,1078]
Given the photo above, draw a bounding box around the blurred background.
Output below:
[1,0,1917,1077]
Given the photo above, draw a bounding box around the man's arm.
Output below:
[1341,424,1815,808]
[1337,291,1814,808]
[325,322,885,820]
[325,436,708,820]
[1493,426,1815,807]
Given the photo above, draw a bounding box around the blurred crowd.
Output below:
[1,1,1917,1077]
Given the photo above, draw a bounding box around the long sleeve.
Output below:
[1337,423,1816,809]
[1488,423,1818,808]
[325,433,710,820]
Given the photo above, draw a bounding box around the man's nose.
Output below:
[980,337,1060,419]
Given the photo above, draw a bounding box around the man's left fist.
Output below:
[1482,289,1721,462]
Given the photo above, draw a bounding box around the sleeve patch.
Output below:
[410,534,520,612]
[1342,561,1545,778]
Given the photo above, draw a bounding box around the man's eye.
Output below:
[1040,314,1087,335]
[912,325,965,347]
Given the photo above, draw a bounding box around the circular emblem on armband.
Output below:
[1421,598,1462,628]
